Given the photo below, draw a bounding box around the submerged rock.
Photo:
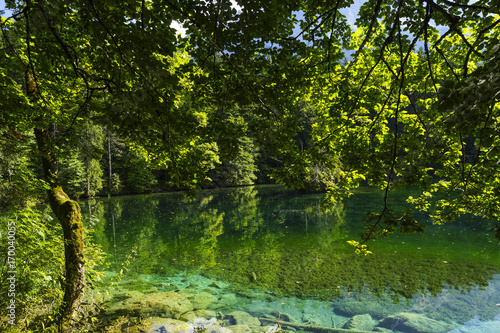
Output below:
[446,314,500,333]
[378,312,456,333]
[108,291,193,318]
[255,326,282,333]
[372,328,395,333]
[181,291,218,310]
[226,311,262,326]
[218,293,239,308]
[146,317,233,333]
[145,318,186,333]
[272,311,299,323]
[331,291,407,319]
[343,314,378,331]
[227,324,253,333]
[209,281,229,289]
[180,310,217,321]
[114,289,145,300]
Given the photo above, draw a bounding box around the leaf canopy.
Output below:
[1,0,499,242]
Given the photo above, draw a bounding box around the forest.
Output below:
[1,0,499,331]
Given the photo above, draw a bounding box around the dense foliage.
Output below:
[1,0,499,330]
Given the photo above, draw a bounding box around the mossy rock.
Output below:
[226,324,253,333]
[107,291,193,319]
[378,313,457,333]
[226,311,261,326]
[342,314,378,331]
[179,309,217,321]
[331,291,407,319]
[181,291,218,310]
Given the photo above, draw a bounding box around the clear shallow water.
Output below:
[83,185,500,332]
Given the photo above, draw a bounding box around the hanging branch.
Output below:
[359,0,406,244]
[463,18,500,77]
[87,0,124,87]
[463,104,495,192]
[348,0,384,65]
[0,6,28,65]
[404,90,431,135]
[281,6,338,41]
[440,0,495,12]
[327,0,343,79]
[456,29,483,60]
[423,3,439,95]
[37,0,80,76]
[422,0,460,26]
[434,44,460,81]
[341,5,401,128]
[385,0,405,201]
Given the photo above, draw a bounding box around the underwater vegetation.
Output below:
[201,242,497,304]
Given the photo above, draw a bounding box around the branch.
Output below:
[434,45,460,81]
[378,0,405,242]
[0,6,28,66]
[37,0,80,76]
[424,3,439,95]
[463,18,500,77]
[283,6,337,41]
[463,103,495,191]
[327,0,343,79]
[24,3,51,113]
[344,0,401,124]
[456,29,483,60]
[207,37,277,118]
[349,0,384,63]
[422,0,460,27]
[87,0,124,86]
[404,90,431,135]
[441,0,495,12]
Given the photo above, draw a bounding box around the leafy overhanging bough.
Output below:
[313,0,500,251]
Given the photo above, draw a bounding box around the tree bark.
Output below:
[27,73,85,331]
[85,121,91,198]
[108,131,112,194]
[34,129,86,331]
[85,156,91,198]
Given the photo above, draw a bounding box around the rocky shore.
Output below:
[97,271,500,333]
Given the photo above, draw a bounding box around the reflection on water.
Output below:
[83,185,500,332]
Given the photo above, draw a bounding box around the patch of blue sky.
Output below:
[1,0,12,17]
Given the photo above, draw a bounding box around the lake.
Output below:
[84,185,500,333]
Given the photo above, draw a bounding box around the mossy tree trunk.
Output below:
[27,73,85,331]
[108,131,112,194]
[34,128,86,331]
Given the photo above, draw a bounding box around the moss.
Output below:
[198,244,498,304]
[35,127,86,330]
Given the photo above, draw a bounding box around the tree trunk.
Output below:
[85,121,91,198]
[85,156,91,198]
[34,128,86,331]
[108,131,112,194]
[27,73,85,331]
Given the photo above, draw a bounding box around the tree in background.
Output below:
[124,149,158,193]
[210,136,259,187]
[80,121,105,198]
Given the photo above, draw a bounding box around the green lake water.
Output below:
[83,185,500,332]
